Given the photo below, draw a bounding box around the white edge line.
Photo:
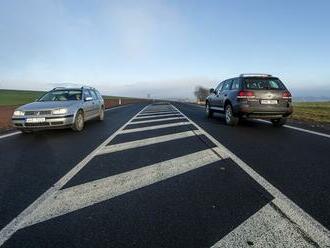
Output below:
[185,102,330,139]
[0,104,151,246]
[0,131,21,140]
[171,104,330,247]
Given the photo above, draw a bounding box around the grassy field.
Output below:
[0,89,45,106]
[0,89,130,106]
[290,102,330,124]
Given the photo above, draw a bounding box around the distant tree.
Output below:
[194,86,209,102]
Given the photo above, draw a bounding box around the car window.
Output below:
[95,90,103,100]
[38,90,82,101]
[231,78,240,90]
[215,82,223,92]
[90,90,98,100]
[221,80,232,91]
[84,89,92,99]
[244,78,286,90]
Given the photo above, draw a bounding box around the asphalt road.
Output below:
[0,102,329,247]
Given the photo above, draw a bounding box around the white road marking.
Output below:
[1,103,328,247]
[171,104,330,247]
[283,124,330,139]
[141,108,175,112]
[129,116,186,124]
[0,131,21,140]
[104,104,131,112]
[97,131,200,155]
[256,119,330,139]
[119,122,191,134]
[137,111,179,116]
[134,113,183,119]
[211,201,316,248]
[21,149,221,228]
[0,105,150,246]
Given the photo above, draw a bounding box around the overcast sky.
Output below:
[0,0,329,99]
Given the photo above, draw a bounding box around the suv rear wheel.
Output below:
[225,104,239,126]
[271,117,287,127]
[72,110,84,132]
[205,102,214,118]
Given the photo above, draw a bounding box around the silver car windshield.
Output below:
[38,90,82,101]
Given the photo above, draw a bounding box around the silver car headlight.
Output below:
[13,110,25,116]
[52,108,68,115]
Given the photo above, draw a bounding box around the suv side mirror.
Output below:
[209,88,215,94]
[85,96,93,101]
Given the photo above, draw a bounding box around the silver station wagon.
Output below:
[12,86,105,133]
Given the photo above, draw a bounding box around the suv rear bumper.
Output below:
[11,115,75,130]
[233,103,293,119]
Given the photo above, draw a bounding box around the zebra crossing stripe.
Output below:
[119,122,191,134]
[20,149,222,228]
[134,113,183,119]
[128,116,186,124]
[97,131,200,155]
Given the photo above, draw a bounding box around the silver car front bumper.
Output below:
[11,115,75,129]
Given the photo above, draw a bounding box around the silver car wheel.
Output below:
[77,114,84,129]
[99,108,104,121]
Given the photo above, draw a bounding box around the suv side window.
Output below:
[221,80,232,91]
[215,82,223,93]
[231,78,240,90]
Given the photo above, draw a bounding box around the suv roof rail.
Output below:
[239,73,272,77]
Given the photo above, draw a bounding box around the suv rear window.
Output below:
[243,78,286,90]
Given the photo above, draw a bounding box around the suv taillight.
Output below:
[237,90,255,99]
[282,91,292,99]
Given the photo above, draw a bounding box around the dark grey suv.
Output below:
[205,74,293,126]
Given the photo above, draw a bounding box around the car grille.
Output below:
[25,122,50,127]
[24,110,52,116]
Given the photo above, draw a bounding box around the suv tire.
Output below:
[72,110,84,132]
[225,104,239,126]
[205,102,214,118]
[271,117,287,127]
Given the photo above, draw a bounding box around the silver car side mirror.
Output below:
[85,96,93,101]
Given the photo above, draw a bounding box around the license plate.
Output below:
[261,100,278,105]
[26,117,46,123]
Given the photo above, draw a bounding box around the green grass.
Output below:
[0,89,136,106]
[290,102,330,124]
[0,89,45,106]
